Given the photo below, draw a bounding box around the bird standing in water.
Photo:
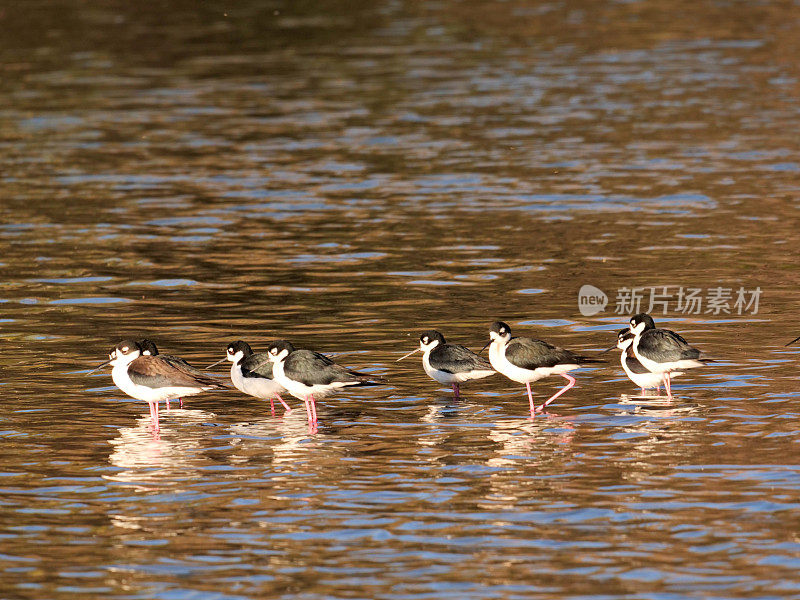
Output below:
[94,340,228,431]
[207,340,292,416]
[137,338,206,409]
[263,339,384,426]
[484,321,603,416]
[613,328,682,395]
[628,313,705,398]
[397,330,495,398]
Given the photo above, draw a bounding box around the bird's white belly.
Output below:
[423,353,495,384]
[422,354,457,384]
[232,366,283,398]
[489,344,577,384]
[112,364,199,403]
[272,360,345,400]
[620,356,665,389]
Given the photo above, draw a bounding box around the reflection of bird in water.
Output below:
[628,313,706,398]
[616,394,699,416]
[106,408,218,485]
[206,340,292,416]
[397,330,495,398]
[599,406,703,484]
[226,413,319,468]
[484,321,603,416]
[480,417,577,508]
[92,340,228,431]
[263,339,384,428]
[418,396,484,424]
[612,328,682,395]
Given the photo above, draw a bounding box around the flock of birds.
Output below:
[92,313,714,432]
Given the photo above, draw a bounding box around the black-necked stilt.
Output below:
[615,328,682,394]
[397,330,495,397]
[206,340,292,416]
[263,339,384,425]
[484,321,603,416]
[628,313,704,397]
[95,340,228,431]
[137,338,201,409]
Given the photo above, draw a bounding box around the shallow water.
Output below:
[2,1,800,598]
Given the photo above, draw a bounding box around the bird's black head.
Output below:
[419,330,446,347]
[226,340,253,361]
[138,338,159,356]
[109,339,141,363]
[485,321,512,350]
[266,340,296,361]
[490,321,511,336]
[616,328,635,348]
[630,313,656,334]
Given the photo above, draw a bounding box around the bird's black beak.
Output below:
[396,348,419,362]
[480,340,491,353]
[205,357,227,369]
[87,359,111,374]
[786,335,800,347]
[598,344,616,355]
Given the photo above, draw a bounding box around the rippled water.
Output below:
[3,1,800,598]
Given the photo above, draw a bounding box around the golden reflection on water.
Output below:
[3,0,800,598]
[106,409,220,483]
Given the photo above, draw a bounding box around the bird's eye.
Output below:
[270,348,277,355]
[422,337,428,343]
[122,346,129,352]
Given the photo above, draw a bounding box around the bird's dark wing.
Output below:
[285,350,382,387]
[638,329,700,362]
[128,356,228,389]
[505,337,582,369]
[160,354,232,382]
[429,344,492,373]
[240,352,276,380]
[161,353,191,367]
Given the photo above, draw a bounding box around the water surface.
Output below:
[2,1,800,598]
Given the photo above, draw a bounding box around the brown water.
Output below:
[2,1,800,598]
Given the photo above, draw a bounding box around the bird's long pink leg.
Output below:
[641,387,646,395]
[452,383,460,399]
[526,382,536,416]
[536,374,576,413]
[148,401,160,432]
[269,397,276,417]
[664,372,672,398]
[275,394,292,413]
[303,397,312,423]
[179,398,183,409]
[165,398,171,411]
[309,395,318,423]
